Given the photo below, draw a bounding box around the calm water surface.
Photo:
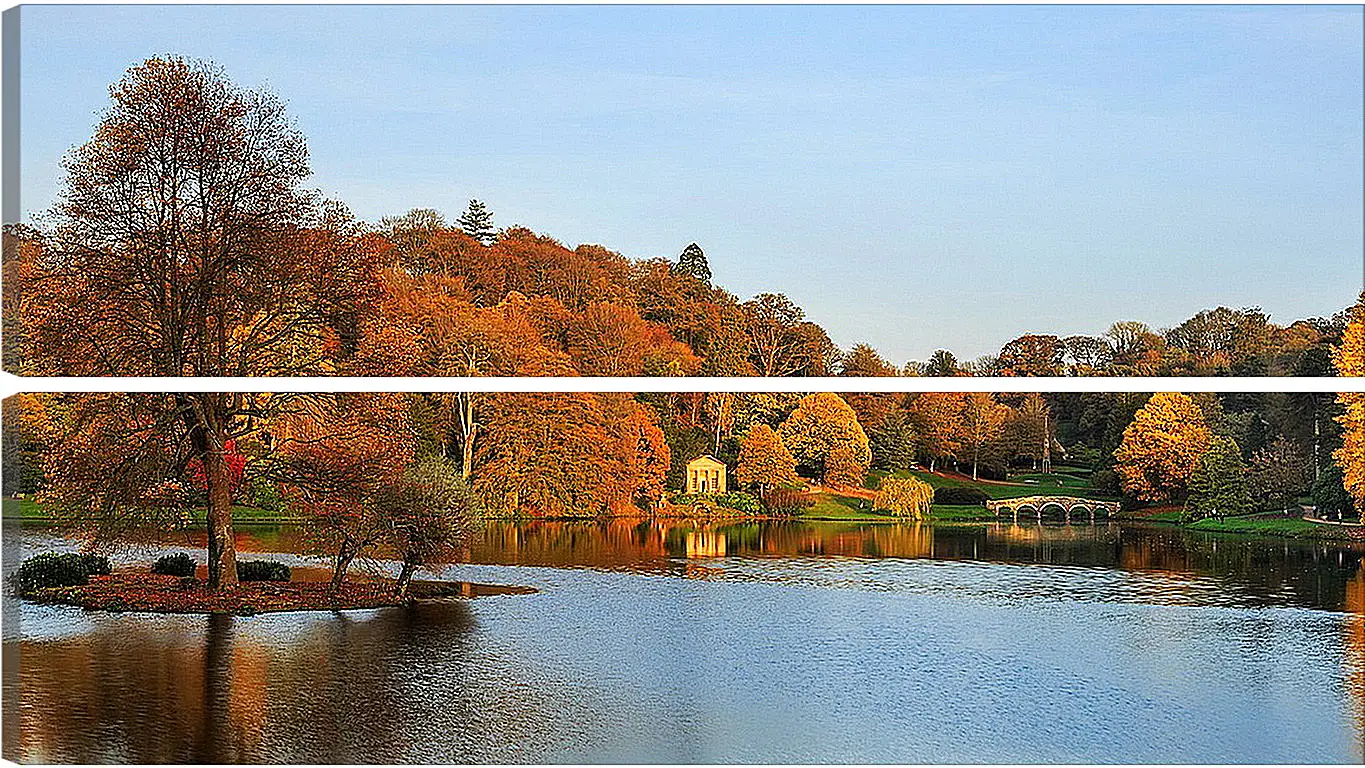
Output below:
[4,518,1364,763]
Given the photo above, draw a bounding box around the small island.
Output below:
[23,574,535,615]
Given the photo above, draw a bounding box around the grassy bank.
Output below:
[3,497,301,524]
[1185,514,1357,541]
[869,468,1117,501]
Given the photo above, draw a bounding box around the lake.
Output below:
[4,518,1364,763]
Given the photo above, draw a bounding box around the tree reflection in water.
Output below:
[8,601,483,763]
[7,519,1365,763]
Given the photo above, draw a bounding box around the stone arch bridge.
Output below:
[985,496,1121,523]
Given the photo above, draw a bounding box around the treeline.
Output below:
[2,62,1353,381]
[9,205,1348,381]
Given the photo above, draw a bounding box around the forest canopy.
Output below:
[2,56,1356,381]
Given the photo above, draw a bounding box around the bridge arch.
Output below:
[986,495,1120,523]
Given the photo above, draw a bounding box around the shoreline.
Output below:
[7,499,1358,545]
[21,574,537,616]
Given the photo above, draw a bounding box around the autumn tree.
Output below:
[872,477,934,520]
[741,293,835,376]
[474,394,668,517]
[673,242,711,284]
[1334,292,1365,515]
[996,334,1066,376]
[36,394,201,544]
[1184,435,1252,522]
[1166,306,1271,375]
[960,392,1010,481]
[379,208,449,274]
[566,301,698,376]
[375,455,480,598]
[20,58,386,588]
[355,271,575,480]
[840,343,897,377]
[734,423,800,497]
[457,199,496,246]
[907,392,965,472]
[273,394,416,587]
[1105,321,1165,374]
[778,393,871,486]
[1113,392,1211,503]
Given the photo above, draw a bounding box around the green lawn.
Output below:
[801,491,998,524]
[1185,514,1353,540]
[3,497,298,524]
[804,494,890,521]
[881,468,1116,501]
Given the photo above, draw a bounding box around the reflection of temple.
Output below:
[685,530,727,558]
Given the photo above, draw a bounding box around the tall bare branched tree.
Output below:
[22,57,388,588]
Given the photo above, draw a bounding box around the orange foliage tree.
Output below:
[907,392,966,472]
[959,392,1011,480]
[272,393,416,587]
[474,394,668,517]
[355,271,576,479]
[1334,293,1365,515]
[1113,393,1211,502]
[734,423,801,497]
[18,58,387,588]
[778,393,871,487]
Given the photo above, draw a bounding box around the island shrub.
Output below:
[14,553,95,594]
[79,553,112,576]
[932,487,989,506]
[151,553,196,577]
[238,560,291,582]
[763,487,815,516]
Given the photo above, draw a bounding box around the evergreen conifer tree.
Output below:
[673,242,711,284]
[457,199,496,245]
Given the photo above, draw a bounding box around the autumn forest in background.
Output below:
[1,58,1357,381]
[1,57,1363,591]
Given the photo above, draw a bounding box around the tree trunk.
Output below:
[203,445,239,590]
[183,394,238,591]
[332,543,357,590]
[457,393,477,481]
[396,561,416,600]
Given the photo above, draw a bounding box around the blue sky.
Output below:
[18,5,1364,363]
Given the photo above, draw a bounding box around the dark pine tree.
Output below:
[673,242,711,284]
[457,199,496,245]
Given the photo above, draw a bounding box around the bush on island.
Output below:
[238,560,291,582]
[14,552,106,594]
[151,552,196,577]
